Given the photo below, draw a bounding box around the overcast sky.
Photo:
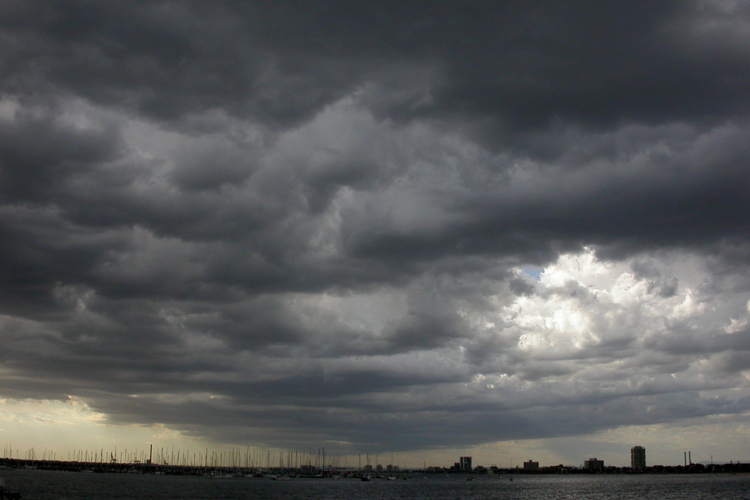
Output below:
[1,0,750,468]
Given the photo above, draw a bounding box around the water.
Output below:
[2,469,750,500]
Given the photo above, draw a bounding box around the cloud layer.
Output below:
[1,1,750,459]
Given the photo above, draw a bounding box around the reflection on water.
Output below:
[2,469,750,500]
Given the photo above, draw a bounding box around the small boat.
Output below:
[206,471,234,479]
[361,474,371,481]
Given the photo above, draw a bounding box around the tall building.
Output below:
[460,456,472,472]
[631,446,646,469]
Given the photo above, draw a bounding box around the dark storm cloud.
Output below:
[2,0,750,457]
[4,2,749,130]
[1,0,366,126]
[0,103,121,203]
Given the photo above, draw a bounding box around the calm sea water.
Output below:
[2,469,750,500]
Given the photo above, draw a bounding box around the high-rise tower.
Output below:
[631,446,646,469]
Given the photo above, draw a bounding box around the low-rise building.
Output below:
[523,460,539,471]
[584,458,604,471]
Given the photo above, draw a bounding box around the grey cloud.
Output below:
[0,104,122,204]
[2,0,750,458]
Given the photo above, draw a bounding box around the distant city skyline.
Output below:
[2,437,744,471]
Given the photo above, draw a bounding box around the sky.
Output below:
[1,0,750,469]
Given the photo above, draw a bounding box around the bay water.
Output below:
[2,468,749,500]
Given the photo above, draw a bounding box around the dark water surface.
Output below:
[3,469,750,500]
